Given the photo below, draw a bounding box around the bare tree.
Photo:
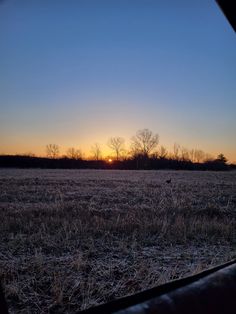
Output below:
[107,137,125,161]
[194,149,205,163]
[91,143,102,161]
[67,147,82,160]
[46,144,59,159]
[181,147,190,161]
[131,129,159,158]
[158,146,168,159]
[189,149,195,162]
[173,143,180,160]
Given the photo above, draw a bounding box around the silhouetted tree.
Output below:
[181,147,190,161]
[158,146,168,159]
[194,149,205,163]
[216,153,227,164]
[189,149,195,162]
[173,143,180,160]
[91,143,102,161]
[107,137,125,161]
[46,144,59,159]
[67,147,82,160]
[131,128,159,158]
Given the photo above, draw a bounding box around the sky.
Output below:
[0,0,236,161]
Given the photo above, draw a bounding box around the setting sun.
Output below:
[0,1,236,312]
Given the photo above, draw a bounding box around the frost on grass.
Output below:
[0,169,235,313]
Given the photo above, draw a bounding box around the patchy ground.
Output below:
[0,169,235,313]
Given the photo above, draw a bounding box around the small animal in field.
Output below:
[166,178,171,184]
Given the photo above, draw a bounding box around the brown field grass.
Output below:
[0,169,236,313]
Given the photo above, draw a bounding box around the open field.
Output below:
[0,169,236,313]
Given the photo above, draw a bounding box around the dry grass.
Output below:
[0,169,235,313]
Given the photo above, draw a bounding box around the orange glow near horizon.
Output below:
[0,140,236,164]
[1,2,236,165]
[0,125,236,163]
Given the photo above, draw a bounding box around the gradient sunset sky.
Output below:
[1,0,235,161]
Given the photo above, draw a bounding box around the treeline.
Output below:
[1,129,234,170]
[0,154,233,171]
[43,129,215,163]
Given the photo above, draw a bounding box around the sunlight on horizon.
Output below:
[0,0,235,162]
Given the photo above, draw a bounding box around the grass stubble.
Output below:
[0,169,235,313]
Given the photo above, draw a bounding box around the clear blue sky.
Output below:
[0,0,235,161]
